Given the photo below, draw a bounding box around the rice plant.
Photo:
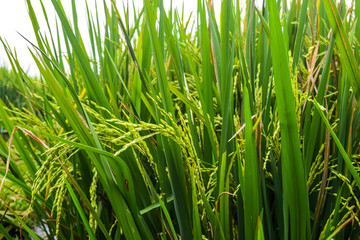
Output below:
[0,67,27,110]
[0,0,360,239]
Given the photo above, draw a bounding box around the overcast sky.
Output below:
[0,0,226,76]
[5,0,354,76]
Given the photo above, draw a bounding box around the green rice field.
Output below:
[1,0,360,239]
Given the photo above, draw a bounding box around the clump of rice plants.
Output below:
[0,0,360,239]
[0,67,27,110]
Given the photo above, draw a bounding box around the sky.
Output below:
[2,0,352,76]
[0,0,224,76]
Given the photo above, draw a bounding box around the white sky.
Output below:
[0,0,225,76]
[1,0,351,76]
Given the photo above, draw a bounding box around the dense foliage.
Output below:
[1,0,360,239]
[0,67,27,110]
